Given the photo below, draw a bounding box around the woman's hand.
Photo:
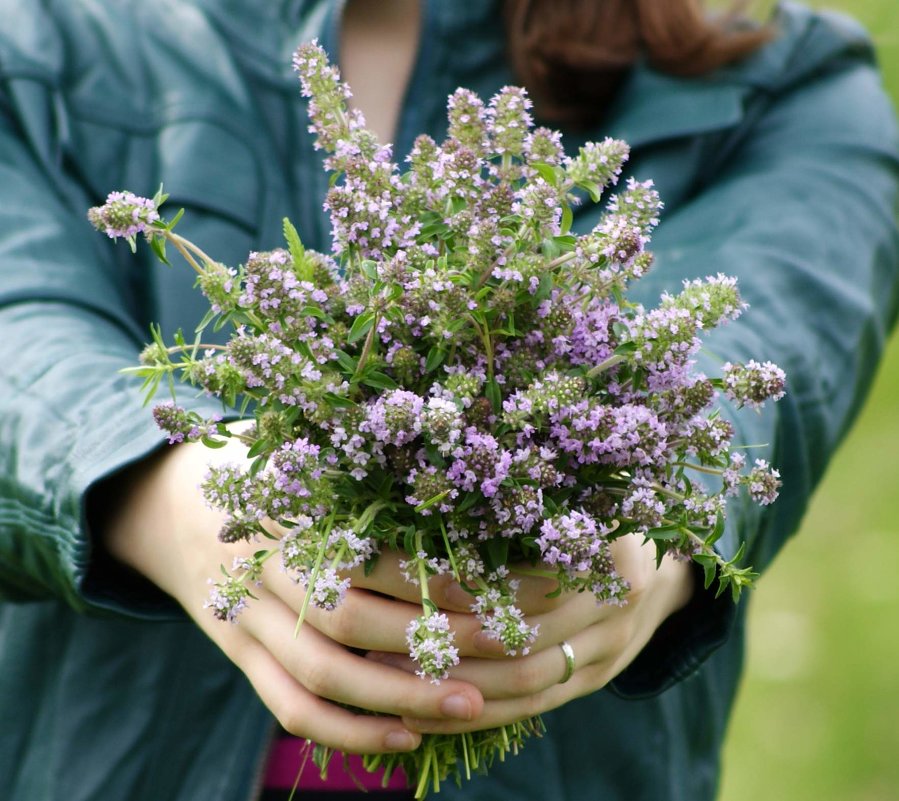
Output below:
[353,535,694,734]
[101,434,485,755]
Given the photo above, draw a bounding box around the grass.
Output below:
[719,3,899,800]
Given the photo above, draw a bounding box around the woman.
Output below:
[0,1,896,800]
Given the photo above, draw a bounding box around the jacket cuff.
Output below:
[607,560,738,698]
[76,393,227,620]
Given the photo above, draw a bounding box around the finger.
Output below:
[241,586,486,722]
[345,550,472,613]
[262,562,491,657]
[402,657,618,735]
[231,632,422,754]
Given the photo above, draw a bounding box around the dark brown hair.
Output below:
[504,0,772,126]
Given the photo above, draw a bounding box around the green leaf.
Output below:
[422,598,439,616]
[485,379,502,414]
[534,273,554,303]
[200,435,228,449]
[532,162,559,186]
[484,537,509,572]
[152,184,170,208]
[335,350,358,375]
[246,438,271,459]
[347,311,375,344]
[300,305,330,321]
[323,392,357,409]
[646,525,681,541]
[149,235,171,266]
[414,490,451,513]
[560,203,573,235]
[425,346,446,374]
[360,260,378,280]
[363,553,380,577]
[402,526,417,555]
[168,207,185,229]
[361,371,398,391]
[283,217,306,269]
[706,512,726,547]
[576,180,603,203]
[693,552,719,590]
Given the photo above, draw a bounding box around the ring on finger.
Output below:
[558,641,576,684]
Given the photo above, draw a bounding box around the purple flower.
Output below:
[87,191,160,240]
[722,360,786,409]
[406,613,460,683]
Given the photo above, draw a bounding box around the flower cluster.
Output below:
[90,40,785,799]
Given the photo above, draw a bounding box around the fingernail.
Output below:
[440,693,472,721]
[384,730,417,751]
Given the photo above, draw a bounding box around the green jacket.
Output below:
[1,2,897,800]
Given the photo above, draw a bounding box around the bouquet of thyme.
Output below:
[89,41,784,798]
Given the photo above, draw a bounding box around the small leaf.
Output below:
[347,312,375,344]
[425,346,446,374]
[485,538,509,572]
[283,217,306,269]
[246,438,271,459]
[335,350,358,375]
[531,162,559,186]
[706,512,726,547]
[361,371,398,390]
[560,203,573,235]
[485,379,502,414]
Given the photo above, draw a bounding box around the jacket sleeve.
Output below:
[0,73,218,618]
[610,24,899,696]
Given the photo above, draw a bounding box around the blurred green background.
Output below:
[720,2,899,800]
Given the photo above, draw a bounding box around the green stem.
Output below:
[414,531,433,614]
[351,313,380,383]
[165,231,217,275]
[166,343,227,354]
[673,461,725,476]
[508,565,558,580]
[586,353,626,379]
[546,250,578,271]
[439,519,460,581]
[294,509,337,636]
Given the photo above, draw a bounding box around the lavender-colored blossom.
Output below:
[664,273,746,329]
[487,85,533,158]
[472,586,538,655]
[406,613,460,683]
[607,178,663,235]
[152,401,221,445]
[308,567,351,610]
[362,389,425,447]
[722,360,786,409]
[564,138,629,192]
[447,88,489,153]
[447,429,513,498]
[550,401,669,468]
[746,459,781,505]
[205,576,250,623]
[293,40,366,152]
[523,127,564,166]
[422,397,464,454]
[88,191,160,240]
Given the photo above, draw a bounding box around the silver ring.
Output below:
[559,641,576,684]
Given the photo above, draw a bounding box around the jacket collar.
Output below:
[604,67,747,150]
[602,1,866,151]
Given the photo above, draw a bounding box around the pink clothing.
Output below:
[264,736,409,791]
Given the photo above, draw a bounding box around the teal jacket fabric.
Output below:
[1,2,897,799]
